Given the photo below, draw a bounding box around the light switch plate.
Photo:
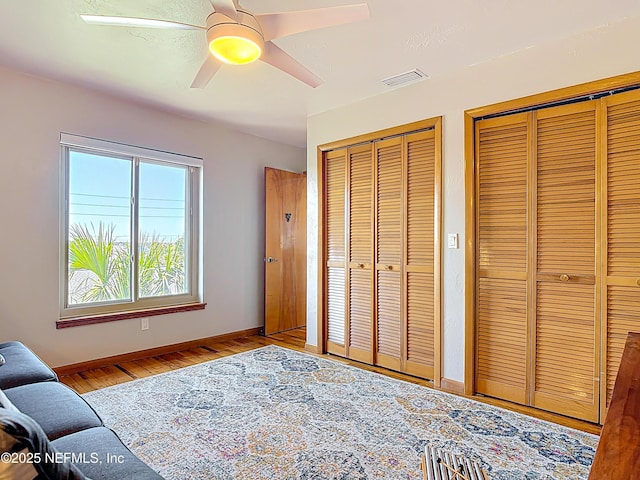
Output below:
[448,233,459,249]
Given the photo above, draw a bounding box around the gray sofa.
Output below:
[0,341,163,479]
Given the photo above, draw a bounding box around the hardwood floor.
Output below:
[58,328,601,436]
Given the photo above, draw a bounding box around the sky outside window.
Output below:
[69,152,186,241]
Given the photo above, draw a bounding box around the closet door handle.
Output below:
[636,278,640,286]
[559,274,570,282]
[358,263,365,269]
[386,265,393,271]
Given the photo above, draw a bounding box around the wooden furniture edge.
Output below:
[53,327,262,376]
[588,331,640,479]
[56,303,207,329]
[441,377,465,395]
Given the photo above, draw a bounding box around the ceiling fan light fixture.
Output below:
[206,15,264,65]
[209,35,261,64]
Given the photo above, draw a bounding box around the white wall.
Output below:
[306,15,640,383]
[0,67,305,367]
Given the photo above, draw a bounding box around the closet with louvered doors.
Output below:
[321,120,441,381]
[476,87,640,423]
[475,101,601,422]
[601,89,640,421]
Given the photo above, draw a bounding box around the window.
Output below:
[59,134,201,321]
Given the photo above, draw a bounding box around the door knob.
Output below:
[559,274,570,282]
[264,257,279,263]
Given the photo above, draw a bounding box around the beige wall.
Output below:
[0,67,305,367]
[306,15,640,383]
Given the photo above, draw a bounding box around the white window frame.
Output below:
[59,133,202,319]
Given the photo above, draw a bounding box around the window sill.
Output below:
[56,303,207,329]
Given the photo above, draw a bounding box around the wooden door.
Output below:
[601,90,640,420]
[475,113,530,405]
[403,130,437,378]
[375,138,403,370]
[347,144,374,363]
[324,149,347,356]
[264,167,307,335]
[531,102,599,422]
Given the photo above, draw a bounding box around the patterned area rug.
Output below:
[83,346,598,479]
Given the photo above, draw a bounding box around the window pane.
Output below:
[68,151,132,305]
[138,162,187,298]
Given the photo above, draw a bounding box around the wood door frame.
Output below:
[464,70,640,396]
[317,117,443,385]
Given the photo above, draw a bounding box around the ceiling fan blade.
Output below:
[209,0,238,20]
[191,55,222,88]
[80,14,205,30]
[260,41,323,88]
[257,3,370,41]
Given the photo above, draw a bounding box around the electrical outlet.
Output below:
[141,317,149,331]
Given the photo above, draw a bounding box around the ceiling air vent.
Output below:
[381,69,428,87]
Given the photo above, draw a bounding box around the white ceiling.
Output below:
[1,1,640,147]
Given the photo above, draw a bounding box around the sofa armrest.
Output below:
[0,342,58,389]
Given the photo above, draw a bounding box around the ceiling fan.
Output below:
[81,0,370,88]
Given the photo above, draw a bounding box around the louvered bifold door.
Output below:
[347,144,374,363]
[403,131,436,378]
[325,149,347,357]
[602,90,640,420]
[532,102,599,422]
[475,113,529,405]
[375,138,403,370]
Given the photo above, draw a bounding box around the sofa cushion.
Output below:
[4,382,103,440]
[0,342,58,389]
[0,388,18,413]
[0,407,88,480]
[52,427,164,480]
